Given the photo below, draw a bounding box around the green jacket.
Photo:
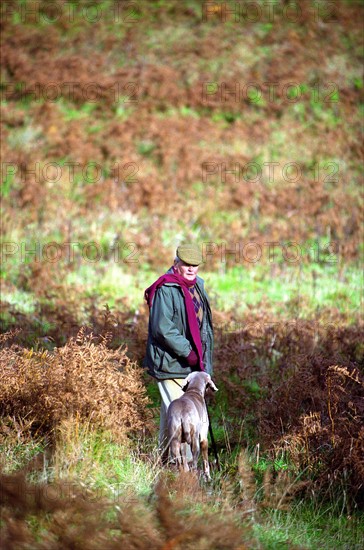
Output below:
[144,272,214,380]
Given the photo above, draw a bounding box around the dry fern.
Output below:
[0,329,153,442]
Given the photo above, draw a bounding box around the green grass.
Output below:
[2,424,363,550]
[1,257,361,330]
[56,99,97,121]
[51,423,160,499]
[254,503,364,550]
[0,288,37,315]
[6,123,43,151]
[203,263,361,318]
[63,262,155,312]
[0,436,45,473]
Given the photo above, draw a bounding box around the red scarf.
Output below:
[144,268,204,371]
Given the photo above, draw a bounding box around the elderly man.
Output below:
[144,243,214,464]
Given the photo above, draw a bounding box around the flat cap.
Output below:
[176,243,203,266]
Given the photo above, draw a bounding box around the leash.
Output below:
[172,378,221,472]
[206,405,221,472]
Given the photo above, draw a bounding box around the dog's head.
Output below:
[181,371,218,394]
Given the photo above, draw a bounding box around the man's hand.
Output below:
[186,350,198,366]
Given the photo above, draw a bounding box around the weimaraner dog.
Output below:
[167,371,218,479]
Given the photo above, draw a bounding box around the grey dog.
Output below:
[166,371,218,479]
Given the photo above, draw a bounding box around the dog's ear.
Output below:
[207,378,218,392]
[181,373,193,392]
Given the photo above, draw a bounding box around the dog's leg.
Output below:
[169,422,183,470]
[170,438,182,470]
[180,443,189,472]
[160,443,169,466]
[181,419,192,471]
[191,433,200,471]
[200,439,211,480]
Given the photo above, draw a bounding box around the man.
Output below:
[144,243,214,463]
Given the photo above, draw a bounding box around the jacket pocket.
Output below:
[153,346,166,370]
[155,347,189,376]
